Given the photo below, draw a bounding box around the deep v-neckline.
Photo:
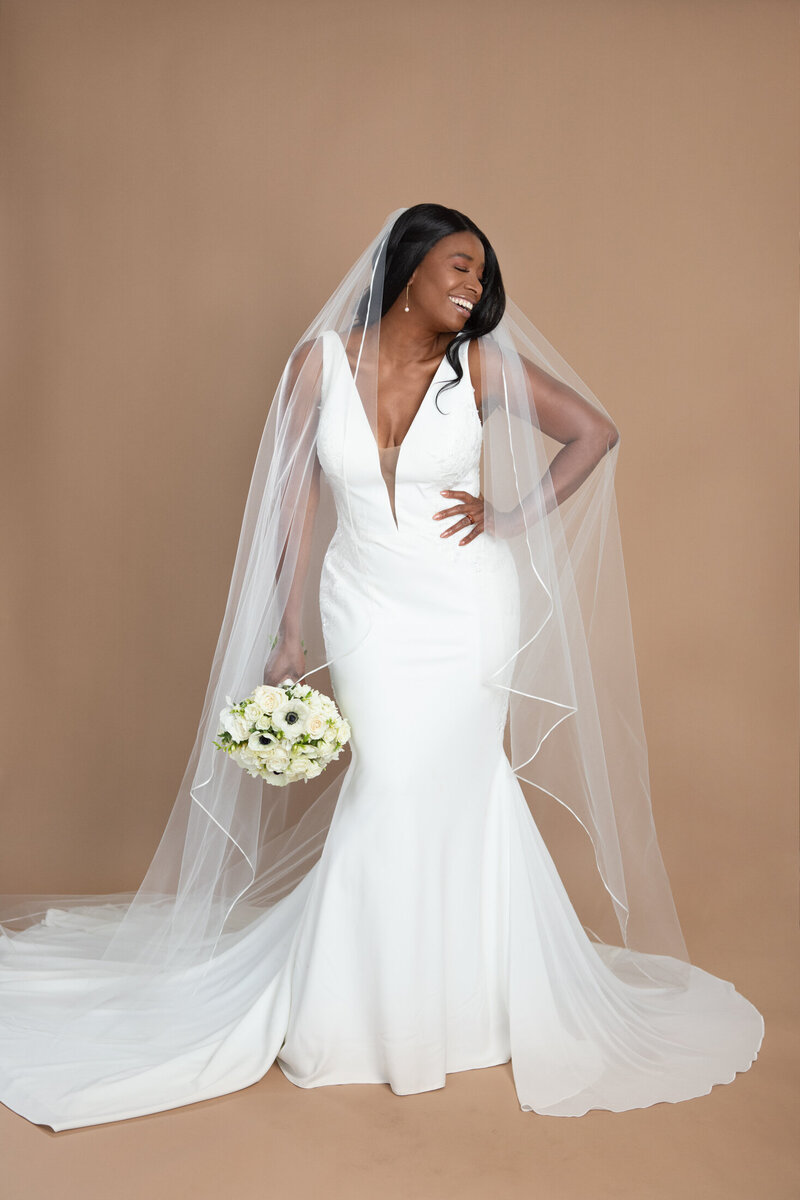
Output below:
[333,331,456,531]
[334,331,452,454]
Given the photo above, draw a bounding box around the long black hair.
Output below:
[356,203,506,406]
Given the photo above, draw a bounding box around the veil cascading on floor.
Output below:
[0,205,691,1055]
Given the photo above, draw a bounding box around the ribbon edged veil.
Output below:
[0,203,694,1114]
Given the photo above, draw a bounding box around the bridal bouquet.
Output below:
[213,681,351,786]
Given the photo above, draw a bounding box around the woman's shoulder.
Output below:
[466,336,483,408]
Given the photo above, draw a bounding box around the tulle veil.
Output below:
[0,203,694,1129]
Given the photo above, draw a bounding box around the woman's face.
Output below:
[407,231,486,331]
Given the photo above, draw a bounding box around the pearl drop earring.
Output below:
[404,284,410,313]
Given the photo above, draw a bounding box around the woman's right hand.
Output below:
[263,635,306,687]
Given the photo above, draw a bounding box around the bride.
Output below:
[0,203,763,1130]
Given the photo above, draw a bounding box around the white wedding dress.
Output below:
[0,330,763,1130]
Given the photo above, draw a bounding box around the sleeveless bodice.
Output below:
[316,330,484,555]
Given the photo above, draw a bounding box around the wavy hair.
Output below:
[356,203,506,407]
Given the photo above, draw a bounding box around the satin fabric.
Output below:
[0,331,763,1129]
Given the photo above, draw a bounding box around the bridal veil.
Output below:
[0,204,693,1083]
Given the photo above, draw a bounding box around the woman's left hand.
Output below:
[434,490,485,545]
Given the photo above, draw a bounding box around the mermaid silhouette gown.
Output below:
[0,330,763,1130]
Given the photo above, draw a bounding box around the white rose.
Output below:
[305,760,324,778]
[220,707,251,743]
[233,747,264,775]
[290,756,313,776]
[262,746,291,773]
[243,702,263,723]
[305,713,327,738]
[336,719,351,743]
[252,685,287,713]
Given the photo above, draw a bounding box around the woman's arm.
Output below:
[518,353,619,524]
[470,339,619,536]
[264,338,323,682]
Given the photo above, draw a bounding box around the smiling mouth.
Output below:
[448,295,474,314]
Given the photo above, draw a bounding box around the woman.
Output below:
[0,204,763,1129]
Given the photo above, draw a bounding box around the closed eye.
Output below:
[455,266,485,285]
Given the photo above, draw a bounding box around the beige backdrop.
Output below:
[1,0,797,1197]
